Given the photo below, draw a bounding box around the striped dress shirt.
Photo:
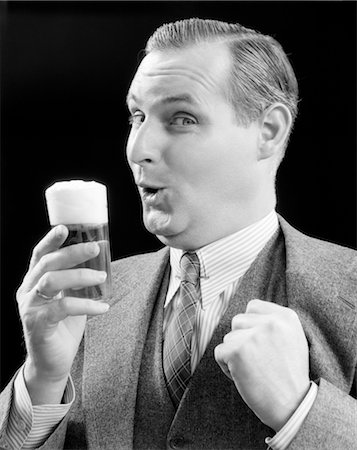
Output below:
[5,210,317,450]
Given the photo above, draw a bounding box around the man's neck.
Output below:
[166,205,277,252]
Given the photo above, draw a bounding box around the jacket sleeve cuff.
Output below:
[5,365,75,449]
[265,381,318,450]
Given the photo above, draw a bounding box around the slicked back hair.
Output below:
[145,18,299,148]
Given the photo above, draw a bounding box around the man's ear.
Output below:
[258,103,292,161]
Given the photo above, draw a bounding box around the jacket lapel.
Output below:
[82,247,169,449]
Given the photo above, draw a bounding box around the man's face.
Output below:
[126,42,262,250]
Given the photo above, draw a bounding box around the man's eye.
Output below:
[170,116,197,126]
[128,112,145,126]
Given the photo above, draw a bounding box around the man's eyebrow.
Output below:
[160,94,198,105]
[126,93,198,107]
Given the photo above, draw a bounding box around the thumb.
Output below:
[214,344,233,380]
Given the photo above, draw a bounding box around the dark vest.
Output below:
[133,230,288,450]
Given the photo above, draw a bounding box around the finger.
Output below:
[214,344,233,380]
[45,297,110,324]
[231,313,269,331]
[29,225,69,271]
[216,329,253,377]
[223,330,239,344]
[246,299,286,314]
[222,329,254,346]
[35,269,107,297]
[24,242,100,291]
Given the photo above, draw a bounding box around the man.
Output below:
[0,18,356,450]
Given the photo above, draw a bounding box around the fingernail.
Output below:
[98,302,110,312]
[55,225,64,238]
[88,242,99,254]
[98,271,107,282]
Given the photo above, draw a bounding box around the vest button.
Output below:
[169,436,186,448]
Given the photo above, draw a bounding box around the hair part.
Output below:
[145,18,299,159]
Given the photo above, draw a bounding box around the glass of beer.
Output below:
[45,180,112,300]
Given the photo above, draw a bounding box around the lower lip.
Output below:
[141,188,164,205]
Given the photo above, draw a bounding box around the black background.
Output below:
[1,1,356,389]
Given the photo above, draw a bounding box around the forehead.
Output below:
[127,42,232,107]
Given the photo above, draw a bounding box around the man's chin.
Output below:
[143,211,192,248]
[145,219,190,249]
[143,212,176,238]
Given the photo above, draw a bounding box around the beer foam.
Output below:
[45,180,108,225]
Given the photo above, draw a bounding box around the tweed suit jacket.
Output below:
[0,217,356,449]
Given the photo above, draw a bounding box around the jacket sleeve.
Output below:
[0,374,70,450]
[288,377,357,449]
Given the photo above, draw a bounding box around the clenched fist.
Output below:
[215,299,310,431]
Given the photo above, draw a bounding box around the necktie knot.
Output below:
[180,252,200,285]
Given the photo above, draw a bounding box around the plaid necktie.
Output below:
[163,252,201,408]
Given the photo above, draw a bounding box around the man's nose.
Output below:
[126,121,163,166]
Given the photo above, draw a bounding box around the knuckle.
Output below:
[38,253,52,272]
[16,287,24,304]
[264,315,280,335]
[59,296,70,310]
[214,344,222,360]
[22,311,35,330]
[231,315,238,329]
[233,338,243,353]
[38,271,53,290]
[231,314,244,330]
[31,244,41,261]
[16,280,32,305]
[223,332,236,345]
[278,306,299,326]
[76,268,86,283]
[223,332,234,344]
[246,298,259,312]
[287,307,299,321]
[16,282,24,297]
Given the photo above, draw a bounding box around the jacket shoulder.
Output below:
[111,247,168,274]
[108,247,169,301]
[279,215,356,265]
[279,215,357,304]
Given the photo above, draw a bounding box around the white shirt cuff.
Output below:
[265,381,318,450]
[5,365,75,449]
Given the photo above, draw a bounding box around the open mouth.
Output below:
[140,186,163,203]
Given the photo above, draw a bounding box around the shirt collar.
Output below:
[166,210,279,310]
